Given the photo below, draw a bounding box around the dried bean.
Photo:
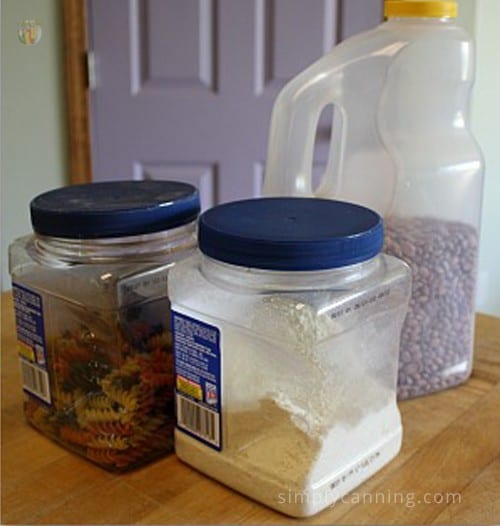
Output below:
[384,216,478,399]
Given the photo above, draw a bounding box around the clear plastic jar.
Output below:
[9,181,199,471]
[169,198,411,517]
[263,1,483,399]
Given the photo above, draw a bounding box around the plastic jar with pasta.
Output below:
[9,181,199,471]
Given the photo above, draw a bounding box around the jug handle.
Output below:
[318,105,345,197]
[263,70,345,197]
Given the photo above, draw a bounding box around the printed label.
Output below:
[117,265,171,307]
[328,287,391,322]
[12,283,51,404]
[172,311,221,450]
[329,450,381,490]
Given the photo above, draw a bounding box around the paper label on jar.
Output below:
[172,310,222,451]
[12,283,52,404]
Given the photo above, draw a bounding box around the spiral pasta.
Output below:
[100,381,140,412]
[23,312,175,471]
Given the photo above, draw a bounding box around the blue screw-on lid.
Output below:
[199,198,383,270]
[30,181,200,239]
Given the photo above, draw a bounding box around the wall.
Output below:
[458,0,500,316]
[1,0,68,289]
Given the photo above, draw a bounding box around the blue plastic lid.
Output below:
[199,198,383,270]
[30,181,200,239]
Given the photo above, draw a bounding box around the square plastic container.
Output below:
[9,181,199,471]
[169,198,411,516]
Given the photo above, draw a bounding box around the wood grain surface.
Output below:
[1,292,499,525]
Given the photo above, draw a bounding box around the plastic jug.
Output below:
[263,0,484,399]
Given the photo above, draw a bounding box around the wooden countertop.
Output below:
[2,291,500,525]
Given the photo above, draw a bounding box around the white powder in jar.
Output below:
[175,294,402,516]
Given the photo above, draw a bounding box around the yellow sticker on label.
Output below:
[17,341,35,362]
[176,375,203,400]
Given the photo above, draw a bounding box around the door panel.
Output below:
[255,0,337,94]
[131,0,217,94]
[88,0,383,209]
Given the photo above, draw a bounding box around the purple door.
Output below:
[88,0,382,209]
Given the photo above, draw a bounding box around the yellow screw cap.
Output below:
[384,1,458,18]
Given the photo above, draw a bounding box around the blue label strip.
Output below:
[172,310,222,451]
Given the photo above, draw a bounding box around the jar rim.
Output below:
[30,221,197,266]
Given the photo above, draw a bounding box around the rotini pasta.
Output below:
[100,380,140,412]
[86,421,133,436]
[53,388,74,410]
[86,393,114,410]
[60,425,93,446]
[88,435,129,450]
[80,407,129,425]
[23,305,175,471]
